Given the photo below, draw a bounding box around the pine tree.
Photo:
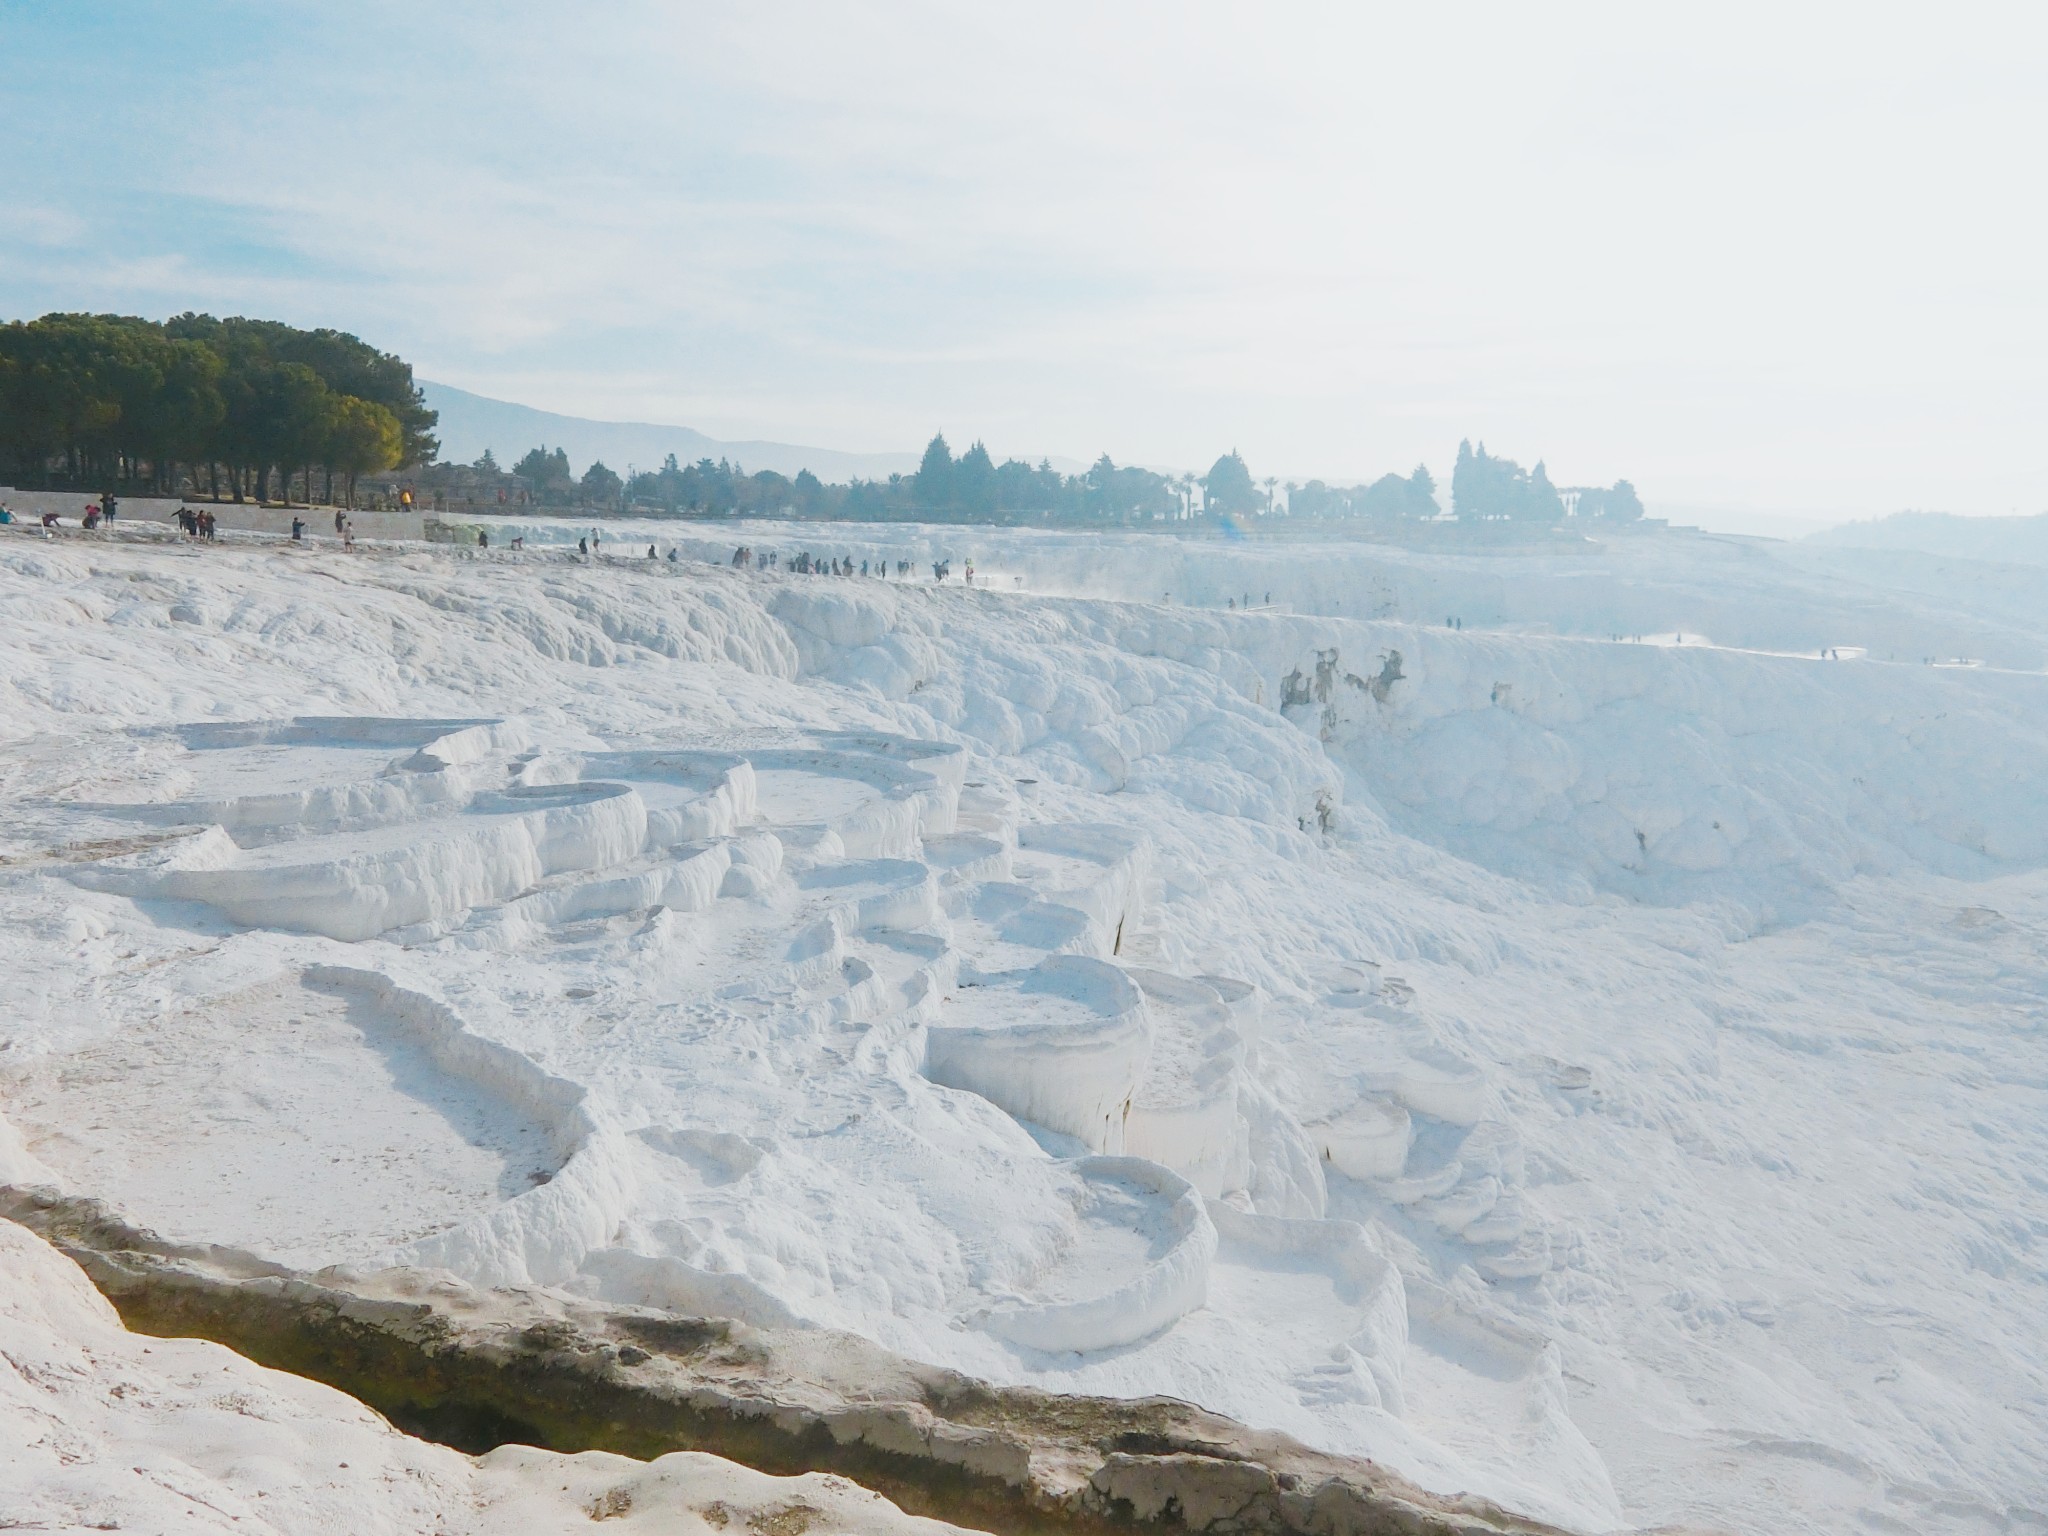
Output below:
[915,433,954,507]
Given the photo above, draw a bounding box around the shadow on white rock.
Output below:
[976,1157,1216,1356]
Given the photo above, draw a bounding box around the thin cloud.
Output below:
[2,0,2044,512]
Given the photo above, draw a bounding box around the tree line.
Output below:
[454,437,1219,525]
[0,311,438,506]
[0,309,1643,529]
[455,433,1642,531]
[1450,440,1641,523]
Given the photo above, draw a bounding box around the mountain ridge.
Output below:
[420,381,923,483]
[1806,508,2048,567]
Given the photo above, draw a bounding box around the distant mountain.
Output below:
[1806,510,2048,568]
[420,382,921,483]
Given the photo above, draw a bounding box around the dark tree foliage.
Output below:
[915,433,955,507]
[954,440,995,517]
[619,456,794,516]
[1451,440,1564,523]
[579,460,624,507]
[607,432,1185,526]
[1202,451,1259,515]
[0,310,431,504]
[514,446,573,489]
[1569,478,1644,521]
[1289,465,1439,521]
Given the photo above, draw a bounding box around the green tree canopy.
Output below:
[514,446,573,487]
[0,309,435,503]
[1452,440,1563,522]
[580,460,624,506]
[914,433,954,507]
[327,396,404,505]
[1202,451,1257,515]
[955,440,995,517]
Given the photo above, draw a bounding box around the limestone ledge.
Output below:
[3,1187,1572,1536]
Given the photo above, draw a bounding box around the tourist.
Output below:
[291,516,306,541]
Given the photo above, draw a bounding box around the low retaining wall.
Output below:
[0,487,184,521]
[0,488,424,541]
[203,505,426,540]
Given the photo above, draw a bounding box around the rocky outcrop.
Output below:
[4,1188,1570,1536]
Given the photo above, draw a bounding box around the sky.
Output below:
[4,1,2046,526]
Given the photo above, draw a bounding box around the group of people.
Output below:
[747,548,948,581]
[285,512,357,550]
[1,504,1006,587]
[0,493,120,534]
[0,495,373,550]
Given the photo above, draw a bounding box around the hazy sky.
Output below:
[5,2,2045,522]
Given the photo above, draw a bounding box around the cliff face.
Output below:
[3,1188,1569,1536]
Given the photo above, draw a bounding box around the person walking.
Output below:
[343,519,356,552]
